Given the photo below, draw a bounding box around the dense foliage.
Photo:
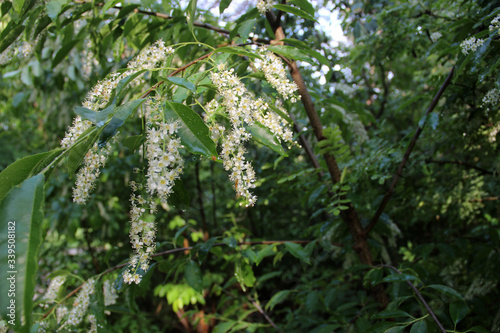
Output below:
[0,0,499,332]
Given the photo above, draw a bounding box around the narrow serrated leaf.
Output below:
[267,45,312,63]
[185,260,203,293]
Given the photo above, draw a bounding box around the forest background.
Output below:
[0,0,499,332]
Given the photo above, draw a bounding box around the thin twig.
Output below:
[365,67,455,236]
[379,265,446,333]
[247,295,283,333]
[425,158,493,175]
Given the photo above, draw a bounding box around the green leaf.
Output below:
[168,180,191,210]
[265,290,291,311]
[371,309,413,319]
[222,237,237,248]
[164,101,218,157]
[46,0,67,20]
[219,0,232,14]
[74,106,98,123]
[0,25,24,54]
[384,326,406,333]
[215,46,261,60]
[66,128,101,177]
[0,174,44,330]
[185,260,203,293]
[247,122,288,157]
[167,77,196,92]
[450,301,469,326]
[123,135,145,151]
[381,273,420,283]
[288,0,314,16]
[98,99,145,147]
[113,69,148,101]
[238,19,255,41]
[102,0,121,13]
[426,284,464,301]
[234,262,255,292]
[186,0,196,32]
[273,4,317,22]
[409,320,427,333]
[284,242,310,264]
[255,245,274,266]
[0,151,55,203]
[52,39,80,68]
[212,321,236,333]
[12,0,25,14]
[267,45,312,63]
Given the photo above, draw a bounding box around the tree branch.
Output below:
[41,240,317,319]
[425,158,494,175]
[379,265,446,333]
[365,67,455,236]
[247,295,283,333]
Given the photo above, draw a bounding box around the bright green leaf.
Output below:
[215,46,261,60]
[0,174,44,329]
[267,45,312,63]
[164,101,218,157]
[273,4,317,22]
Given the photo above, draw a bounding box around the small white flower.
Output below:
[460,37,485,55]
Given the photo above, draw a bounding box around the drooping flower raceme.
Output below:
[63,40,174,205]
[63,278,95,328]
[255,47,299,102]
[144,101,185,204]
[460,37,485,55]
[123,192,157,285]
[490,14,500,33]
[41,276,66,307]
[207,57,297,206]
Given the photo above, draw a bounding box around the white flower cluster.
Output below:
[56,306,68,324]
[123,192,157,284]
[103,280,118,306]
[0,38,39,66]
[81,40,96,80]
[257,0,274,14]
[87,314,100,333]
[255,48,299,102]
[490,14,500,32]
[144,102,184,204]
[64,278,95,328]
[430,32,442,43]
[62,40,174,204]
[460,37,485,55]
[208,61,296,206]
[483,88,500,106]
[42,276,66,305]
[72,143,113,204]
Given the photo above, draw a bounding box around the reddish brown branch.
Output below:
[365,67,455,236]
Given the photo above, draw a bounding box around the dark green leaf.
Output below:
[164,101,218,157]
[466,326,491,333]
[381,273,420,283]
[0,25,24,54]
[187,0,196,32]
[265,290,291,311]
[247,122,287,157]
[371,309,413,319]
[219,0,232,14]
[426,284,464,301]
[52,39,80,68]
[98,99,145,147]
[215,46,261,60]
[255,245,274,266]
[74,106,98,123]
[113,69,148,101]
[212,321,236,333]
[267,45,312,63]
[0,174,44,329]
[284,242,310,264]
[66,127,100,177]
[409,320,427,333]
[273,4,317,22]
[450,301,469,326]
[123,135,145,151]
[185,260,203,293]
[288,0,315,15]
[167,77,196,92]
